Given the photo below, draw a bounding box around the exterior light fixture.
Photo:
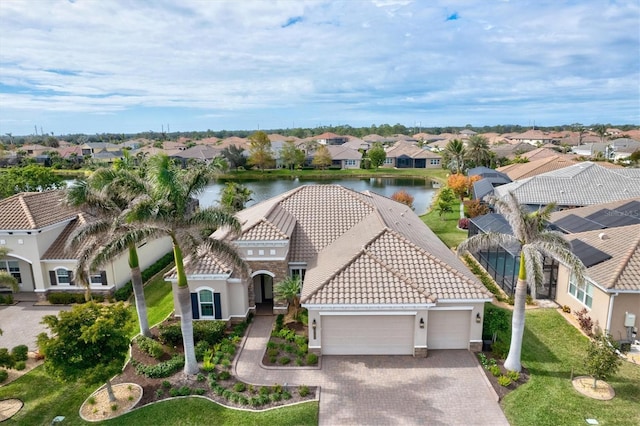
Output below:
[312,319,317,340]
[419,318,425,329]
[476,313,482,323]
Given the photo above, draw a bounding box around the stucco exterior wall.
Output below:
[610,293,640,341]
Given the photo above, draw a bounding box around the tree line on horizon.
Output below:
[2,122,638,146]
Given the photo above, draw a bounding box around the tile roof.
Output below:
[0,190,78,230]
[325,145,362,160]
[497,156,578,180]
[567,225,640,291]
[41,213,96,260]
[494,162,640,207]
[386,141,441,159]
[166,252,233,279]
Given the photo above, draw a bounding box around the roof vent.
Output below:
[599,232,608,240]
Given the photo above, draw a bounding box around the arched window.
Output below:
[199,289,215,318]
[56,269,71,285]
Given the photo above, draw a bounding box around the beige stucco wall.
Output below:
[610,293,640,341]
[174,276,249,321]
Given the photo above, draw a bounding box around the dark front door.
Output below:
[261,275,273,302]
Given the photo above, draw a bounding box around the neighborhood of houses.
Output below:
[1,126,639,357]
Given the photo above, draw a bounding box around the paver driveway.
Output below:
[0,302,70,350]
[235,316,509,426]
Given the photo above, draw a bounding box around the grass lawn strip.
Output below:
[503,309,640,426]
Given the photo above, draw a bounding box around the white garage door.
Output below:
[322,315,414,355]
[427,310,470,349]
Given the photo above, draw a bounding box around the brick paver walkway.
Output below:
[235,315,510,426]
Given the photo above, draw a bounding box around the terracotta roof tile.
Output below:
[0,190,77,230]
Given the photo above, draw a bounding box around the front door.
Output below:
[261,275,273,302]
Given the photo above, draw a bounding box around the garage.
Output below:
[321,314,414,355]
[427,310,471,349]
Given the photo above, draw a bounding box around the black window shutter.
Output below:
[69,270,75,285]
[214,293,222,320]
[100,271,107,286]
[190,293,200,319]
[49,271,57,286]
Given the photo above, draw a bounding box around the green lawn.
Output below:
[139,278,174,328]
[421,199,467,248]
[503,309,640,426]
[102,398,318,426]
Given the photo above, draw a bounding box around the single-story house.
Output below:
[383,141,442,169]
[549,200,640,342]
[0,190,171,300]
[509,130,555,146]
[325,145,362,169]
[168,185,492,356]
[315,132,349,146]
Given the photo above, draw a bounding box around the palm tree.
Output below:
[66,166,155,337]
[444,139,467,174]
[457,192,586,372]
[274,276,302,317]
[466,135,491,167]
[121,154,247,375]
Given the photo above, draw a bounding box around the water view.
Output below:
[199,177,437,215]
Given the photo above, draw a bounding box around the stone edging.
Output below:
[475,361,500,402]
[0,398,24,421]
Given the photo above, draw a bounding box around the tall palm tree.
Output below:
[466,135,491,168]
[66,166,154,337]
[457,192,585,372]
[444,139,467,174]
[119,154,247,375]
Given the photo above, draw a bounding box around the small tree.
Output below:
[584,333,622,389]
[436,199,453,219]
[312,145,332,169]
[447,173,469,200]
[368,143,386,168]
[247,131,275,170]
[391,190,414,209]
[220,182,253,213]
[37,302,133,402]
[438,187,456,204]
[274,276,302,317]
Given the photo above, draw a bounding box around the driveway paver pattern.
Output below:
[0,302,70,350]
[235,315,509,426]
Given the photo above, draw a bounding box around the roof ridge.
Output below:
[605,226,640,287]
[18,194,38,229]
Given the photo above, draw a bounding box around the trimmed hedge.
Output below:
[133,354,184,378]
[158,320,227,347]
[0,294,13,305]
[11,345,28,362]
[115,251,174,301]
[47,292,107,305]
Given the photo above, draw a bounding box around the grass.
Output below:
[102,398,318,426]
[421,198,467,248]
[140,278,174,328]
[503,309,640,426]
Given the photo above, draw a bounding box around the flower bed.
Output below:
[262,314,318,367]
[477,352,529,400]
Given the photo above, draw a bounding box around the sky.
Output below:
[0,0,639,136]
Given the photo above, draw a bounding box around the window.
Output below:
[290,267,306,281]
[90,272,105,285]
[0,260,21,284]
[345,159,356,166]
[56,269,71,285]
[199,289,215,318]
[430,159,440,165]
[569,273,592,308]
[384,158,394,165]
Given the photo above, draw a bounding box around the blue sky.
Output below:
[0,0,638,135]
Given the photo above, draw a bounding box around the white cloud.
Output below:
[0,0,638,134]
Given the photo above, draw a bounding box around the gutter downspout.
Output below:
[606,292,619,334]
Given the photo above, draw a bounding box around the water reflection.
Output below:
[199,177,436,214]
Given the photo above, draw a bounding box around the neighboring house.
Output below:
[573,139,640,161]
[80,142,121,157]
[168,185,492,356]
[468,167,512,201]
[342,137,371,152]
[497,156,578,180]
[325,145,362,169]
[549,200,640,343]
[509,130,555,146]
[490,142,535,161]
[92,149,123,164]
[383,141,442,169]
[170,145,223,166]
[459,129,477,138]
[21,144,49,157]
[0,191,172,301]
[315,132,349,145]
[493,162,640,210]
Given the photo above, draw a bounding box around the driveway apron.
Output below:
[0,302,71,350]
[235,315,509,426]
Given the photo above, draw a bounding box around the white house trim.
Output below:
[251,270,275,278]
[304,303,434,310]
[438,298,493,303]
[428,306,474,311]
[319,311,418,316]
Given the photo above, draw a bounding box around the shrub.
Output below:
[111,404,118,411]
[0,348,14,368]
[275,314,284,332]
[270,392,282,402]
[278,356,290,365]
[273,383,283,393]
[497,375,512,387]
[575,308,594,336]
[233,382,246,392]
[249,397,261,407]
[295,357,303,366]
[87,396,97,405]
[156,389,164,398]
[266,341,277,349]
[133,355,184,378]
[306,353,318,365]
[457,218,469,229]
[284,344,295,353]
[159,321,227,347]
[463,199,489,218]
[267,348,279,358]
[162,380,172,389]
[0,294,14,305]
[277,327,296,342]
[14,361,26,371]
[269,356,277,363]
[391,190,414,209]
[194,388,206,396]
[562,305,571,313]
[491,331,511,359]
[134,335,164,359]
[506,370,520,382]
[47,292,86,304]
[218,370,231,380]
[196,373,205,382]
[259,386,271,396]
[462,255,508,303]
[170,386,191,397]
[489,365,501,377]
[11,345,28,362]
[114,282,133,301]
[282,391,292,400]
[299,385,310,397]
[0,369,7,383]
[195,340,209,361]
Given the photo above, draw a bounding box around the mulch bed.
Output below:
[477,352,529,400]
[110,319,317,411]
[261,320,318,368]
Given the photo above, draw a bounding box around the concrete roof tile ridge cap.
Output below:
[338,185,376,209]
[18,193,38,229]
[363,242,436,303]
[383,228,486,291]
[605,227,640,288]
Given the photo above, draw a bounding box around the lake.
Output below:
[199,177,437,215]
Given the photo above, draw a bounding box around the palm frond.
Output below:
[530,240,587,286]
[189,208,242,236]
[92,226,167,268]
[522,245,544,293]
[198,238,249,276]
[67,219,112,251]
[457,232,520,255]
